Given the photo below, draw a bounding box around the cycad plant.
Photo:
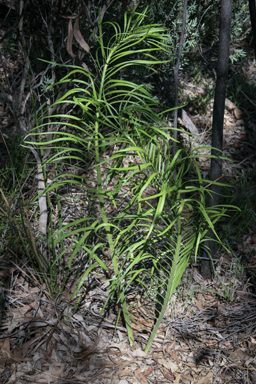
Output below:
[24,7,229,352]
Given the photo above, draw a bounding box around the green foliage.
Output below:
[221,168,256,240]
[0,133,28,192]
[180,65,215,114]
[227,64,256,119]
[133,0,251,72]
[2,31,18,56]
[24,8,231,351]
[194,248,244,303]
[40,76,54,93]
[0,134,32,258]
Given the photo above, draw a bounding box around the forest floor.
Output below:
[1,48,256,383]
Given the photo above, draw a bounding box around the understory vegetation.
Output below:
[1,0,256,369]
[22,8,232,350]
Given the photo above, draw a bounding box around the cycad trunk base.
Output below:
[24,7,234,351]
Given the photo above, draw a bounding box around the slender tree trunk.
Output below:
[201,0,233,279]
[249,0,256,59]
[172,0,188,160]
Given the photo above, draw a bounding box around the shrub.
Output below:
[24,7,230,352]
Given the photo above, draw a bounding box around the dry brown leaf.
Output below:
[74,17,90,53]
[67,18,76,58]
[134,367,148,384]
[0,268,15,277]
[174,373,181,383]
[197,371,213,384]
[48,363,65,379]
[29,287,41,293]
[194,297,204,310]
[228,348,247,363]
[143,366,153,377]
[203,293,215,301]
[17,335,43,357]
[131,349,148,358]
[156,358,179,373]
[164,337,175,354]
[159,366,175,381]
[172,351,180,363]
[62,290,72,300]
[119,369,133,379]
[184,361,196,369]
[11,301,37,313]
[245,356,255,367]
[0,338,11,358]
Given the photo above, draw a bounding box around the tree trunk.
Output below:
[201,0,233,279]
[172,0,188,160]
[249,0,256,59]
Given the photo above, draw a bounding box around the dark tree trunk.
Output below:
[201,0,233,279]
[249,0,256,59]
[172,0,188,160]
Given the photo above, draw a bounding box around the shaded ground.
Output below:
[1,247,256,383]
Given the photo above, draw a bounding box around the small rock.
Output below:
[180,109,199,135]
[225,98,236,111]
[234,108,243,120]
[236,119,245,126]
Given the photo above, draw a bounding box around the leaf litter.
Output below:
[1,229,256,384]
